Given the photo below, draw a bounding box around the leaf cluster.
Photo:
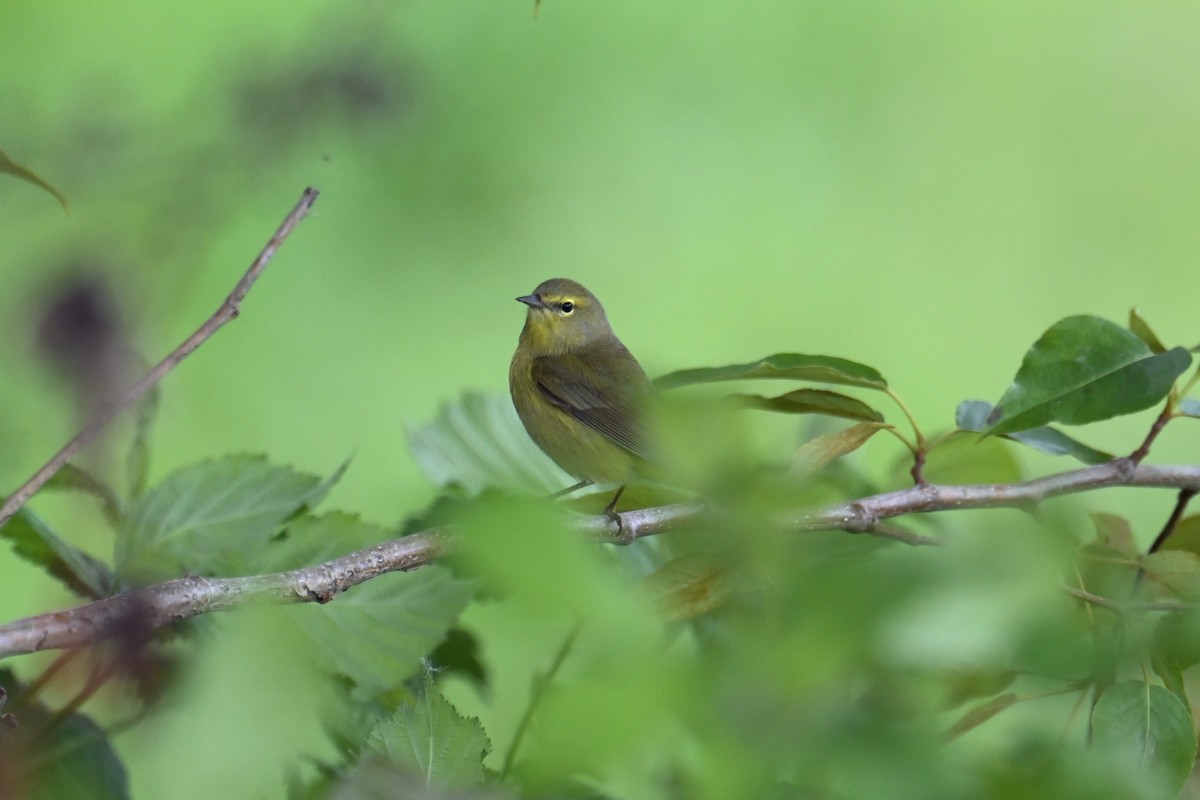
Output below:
[3,310,1200,799]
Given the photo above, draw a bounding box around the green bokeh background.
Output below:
[3,1,1200,796]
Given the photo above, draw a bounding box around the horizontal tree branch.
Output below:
[1,459,1197,659]
[0,531,450,659]
[785,458,1198,534]
[581,459,1200,542]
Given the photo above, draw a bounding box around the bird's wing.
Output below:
[530,343,655,463]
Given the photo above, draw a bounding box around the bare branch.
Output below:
[1063,585,1198,613]
[1147,488,1197,555]
[3,460,1200,660]
[781,459,1193,535]
[0,530,449,659]
[0,188,320,531]
[1129,402,1173,463]
[583,460,1200,543]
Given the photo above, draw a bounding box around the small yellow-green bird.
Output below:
[509,278,654,512]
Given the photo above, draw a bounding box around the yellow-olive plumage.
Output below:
[509,279,653,493]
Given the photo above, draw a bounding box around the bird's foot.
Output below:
[603,485,633,544]
[607,508,635,545]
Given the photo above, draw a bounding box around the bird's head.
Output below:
[516,278,614,354]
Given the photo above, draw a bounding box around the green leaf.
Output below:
[315,675,399,763]
[941,665,1016,708]
[364,670,490,789]
[407,392,570,496]
[956,400,1112,464]
[0,145,67,208]
[428,628,487,690]
[117,455,343,580]
[1151,648,1190,714]
[296,570,472,695]
[1000,426,1113,465]
[262,511,382,572]
[44,464,122,526]
[25,713,130,800]
[305,458,352,515]
[790,422,889,479]
[284,517,473,694]
[653,353,887,392]
[1152,616,1196,711]
[985,316,1191,434]
[642,553,732,621]
[945,693,1019,741]
[1075,543,1138,602]
[1089,512,1137,559]
[2,507,114,598]
[323,757,496,800]
[1140,550,1200,601]
[728,388,884,422]
[0,669,129,800]
[449,494,637,617]
[1158,514,1200,556]
[1154,609,1200,672]
[955,400,993,431]
[125,383,161,501]
[1092,681,1196,796]
[1128,308,1167,354]
[922,431,1021,485]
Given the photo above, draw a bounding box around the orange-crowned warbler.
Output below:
[509,278,654,513]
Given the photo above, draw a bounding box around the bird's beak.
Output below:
[516,294,545,309]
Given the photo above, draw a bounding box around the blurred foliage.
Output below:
[3,312,1200,797]
[5,0,1200,797]
[0,668,128,800]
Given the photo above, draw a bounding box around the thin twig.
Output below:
[909,449,928,488]
[0,188,320,531]
[1063,585,1197,613]
[30,647,126,744]
[500,622,580,779]
[1129,403,1172,464]
[885,387,927,485]
[9,648,83,712]
[861,522,943,547]
[1147,488,1197,555]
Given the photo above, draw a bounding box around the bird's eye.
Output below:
[560,301,574,314]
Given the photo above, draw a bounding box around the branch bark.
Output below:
[0,531,449,659]
[2,459,1198,660]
